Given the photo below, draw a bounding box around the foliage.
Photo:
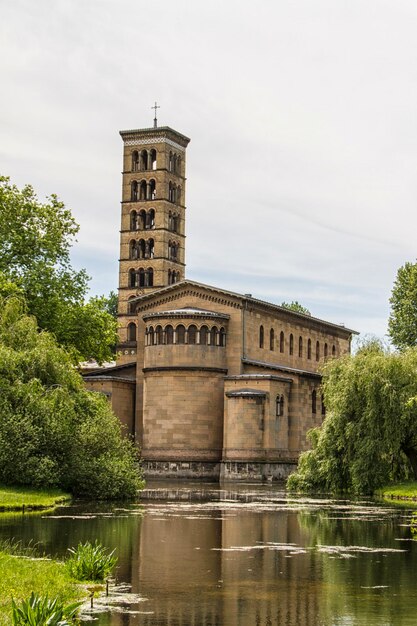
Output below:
[65,541,117,582]
[0,177,117,363]
[0,485,70,511]
[287,340,417,494]
[0,296,143,498]
[0,552,83,626]
[281,300,311,315]
[388,261,417,350]
[11,592,81,625]
[90,291,118,319]
[376,481,417,499]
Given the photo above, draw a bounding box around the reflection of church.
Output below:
[83,119,356,480]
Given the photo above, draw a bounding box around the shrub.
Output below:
[65,541,117,582]
[11,592,81,625]
[0,298,143,498]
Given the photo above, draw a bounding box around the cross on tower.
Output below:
[152,101,160,129]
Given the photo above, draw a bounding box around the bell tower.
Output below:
[116,118,190,364]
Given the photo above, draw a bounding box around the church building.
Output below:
[83,119,356,481]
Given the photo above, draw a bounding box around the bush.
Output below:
[0,297,143,499]
[65,541,117,582]
[11,592,81,625]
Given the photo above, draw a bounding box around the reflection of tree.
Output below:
[0,502,143,583]
[298,508,416,625]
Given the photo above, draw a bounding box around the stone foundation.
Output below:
[142,459,298,481]
[142,460,221,480]
[220,460,298,481]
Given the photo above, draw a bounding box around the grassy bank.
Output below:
[0,551,84,625]
[0,485,71,511]
[377,481,417,500]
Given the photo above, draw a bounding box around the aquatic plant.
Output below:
[11,592,81,625]
[65,541,117,582]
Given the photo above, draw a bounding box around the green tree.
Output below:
[281,301,311,315]
[388,261,417,350]
[0,297,142,498]
[0,177,117,362]
[287,340,417,494]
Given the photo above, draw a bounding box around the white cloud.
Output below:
[1,0,416,340]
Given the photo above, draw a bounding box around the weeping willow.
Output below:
[288,340,417,494]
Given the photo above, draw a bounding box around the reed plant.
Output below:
[65,541,117,582]
[11,592,81,625]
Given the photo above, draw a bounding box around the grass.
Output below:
[377,480,417,499]
[0,551,85,626]
[0,485,71,511]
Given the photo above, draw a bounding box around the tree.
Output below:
[287,340,417,494]
[0,177,117,362]
[281,301,311,315]
[0,297,142,498]
[388,261,417,350]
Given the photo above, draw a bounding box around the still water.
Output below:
[1,481,417,626]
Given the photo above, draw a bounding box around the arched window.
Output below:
[130,210,138,231]
[147,267,153,287]
[169,151,173,172]
[149,179,156,200]
[150,149,157,170]
[200,325,208,345]
[136,239,144,259]
[139,180,147,200]
[152,325,161,345]
[140,150,148,171]
[220,327,226,347]
[312,390,317,414]
[188,325,197,344]
[211,326,218,346]
[165,325,173,344]
[176,324,185,344]
[129,269,137,288]
[129,240,137,260]
[177,186,181,203]
[276,395,284,417]
[177,156,181,174]
[168,269,172,285]
[131,181,138,201]
[324,343,328,359]
[299,336,303,358]
[132,151,139,172]
[332,344,336,357]
[147,239,154,259]
[321,394,326,416]
[316,341,320,361]
[148,209,155,229]
[127,322,136,342]
[127,296,136,314]
[139,210,146,230]
[168,181,173,202]
[148,326,154,346]
[270,328,274,351]
[280,331,285,353]
[289,334,294,355]
[173,154,177,174]
[307,338,312,360]
[259,325,264,349]
[138,268,145,287]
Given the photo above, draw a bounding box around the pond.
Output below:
[1,481,417,625]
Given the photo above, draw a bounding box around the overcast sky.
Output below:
[1,0,417,339]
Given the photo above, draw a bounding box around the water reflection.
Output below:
[0,483,416,626]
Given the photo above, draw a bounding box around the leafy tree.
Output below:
[281,301,311,315]
[388,261,417,350]
[0,176,117,362]
[89,291,118,319]
[287,340,417,494]
[0,297,142,498]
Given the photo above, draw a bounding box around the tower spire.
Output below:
[151,101,160,128]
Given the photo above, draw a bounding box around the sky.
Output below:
[1,0,417,340]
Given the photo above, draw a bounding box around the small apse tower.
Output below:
[117,106,190,364]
